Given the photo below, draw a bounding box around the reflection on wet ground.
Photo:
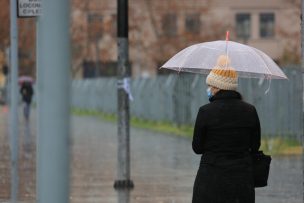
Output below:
[71,116,196,203]
[71,116,302,203]
[0,112,302,203]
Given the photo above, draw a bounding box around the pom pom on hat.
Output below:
[216,55,231,68]
[206,55,238,90]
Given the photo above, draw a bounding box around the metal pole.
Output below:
[117,189,130,203]
[36,0,71,202]
[301,0,304,201]
[9,0,19,201]
[114,0,134,189]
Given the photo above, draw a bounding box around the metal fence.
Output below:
[72,67,303,139]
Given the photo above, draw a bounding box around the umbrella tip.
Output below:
[226,31,230,41]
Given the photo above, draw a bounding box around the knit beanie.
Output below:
[206,55,238,90]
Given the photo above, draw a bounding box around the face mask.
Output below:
[206,87,213,98]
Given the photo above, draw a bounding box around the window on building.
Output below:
[260,13,275,38]
[235,13,251,39]
[87,13,103,41]
[162,14,177,37]
[185,14,201,34]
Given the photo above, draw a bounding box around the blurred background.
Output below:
[0,0,301,79]
[0,0,302,203]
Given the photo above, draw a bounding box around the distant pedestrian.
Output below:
[20,81,34,120]
[192,55,261,203]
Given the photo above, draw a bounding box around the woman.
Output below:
[20,81,34,120]
[192,55,261,203]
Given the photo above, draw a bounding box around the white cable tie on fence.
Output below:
[258,77,264,86]
[264,75,271,95]
[117,78,134,101]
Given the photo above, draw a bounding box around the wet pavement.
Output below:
[0,109,302,203]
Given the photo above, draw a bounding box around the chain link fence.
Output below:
[72,67,303,139]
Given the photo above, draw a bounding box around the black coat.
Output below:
[192,90,261,203]
[20,83,34,104]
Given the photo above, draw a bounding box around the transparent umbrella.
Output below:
[18,75,34,85]
[160,40,288,80]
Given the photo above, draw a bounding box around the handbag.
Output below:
[252,151,271,187]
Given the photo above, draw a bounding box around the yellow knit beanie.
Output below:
[206,55,238,90]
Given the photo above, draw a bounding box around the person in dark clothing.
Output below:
[192,55,261,203]
[20,81,34,120]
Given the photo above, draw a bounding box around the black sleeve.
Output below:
[251,107,261,152]
[192,108,206,154]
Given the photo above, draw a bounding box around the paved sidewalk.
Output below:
[0,108,302,203]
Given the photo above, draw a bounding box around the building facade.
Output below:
[71,0,300,78]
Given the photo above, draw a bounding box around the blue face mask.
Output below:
[206,87,213,99]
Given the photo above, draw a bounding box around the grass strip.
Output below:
[72,108,302,156]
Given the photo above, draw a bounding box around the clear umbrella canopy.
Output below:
[161,40,287,80]
[18,75,34,85]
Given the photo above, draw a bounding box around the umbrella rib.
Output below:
[179,45,200,69]
[199,45,223,52]
[248,48,272,77]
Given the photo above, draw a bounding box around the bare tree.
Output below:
[18,18,36,75]
[129,0,228,75]
[277,0,301,65]
[0,0,36,75]
[70,0,90,77]
[0,0,10,64]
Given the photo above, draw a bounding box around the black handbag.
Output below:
[252,151,271,187]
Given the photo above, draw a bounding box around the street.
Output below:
[0,108,302,203]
